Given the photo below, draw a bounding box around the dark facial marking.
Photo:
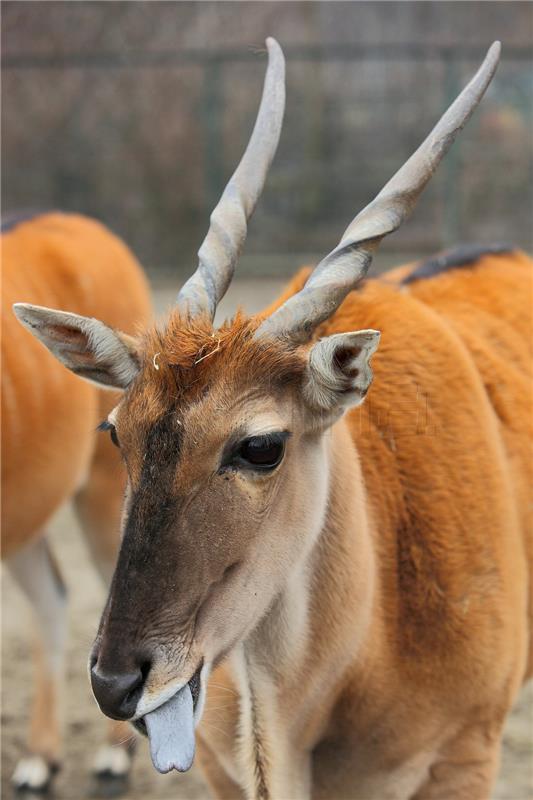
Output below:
[125,413,184,546]
[140,414,183,483]
[97,414,185,655]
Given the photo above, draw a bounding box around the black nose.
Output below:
[90,654,148,720]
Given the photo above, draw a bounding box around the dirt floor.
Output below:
[2,279,532,799]
[2,501,533,800]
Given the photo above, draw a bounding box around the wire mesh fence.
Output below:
[3,2,532,277]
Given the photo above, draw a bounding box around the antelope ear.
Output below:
[13,303,140,390]
[304,330,381,412]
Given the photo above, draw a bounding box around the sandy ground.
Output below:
[2,279,532,799]
[2,502,533,800]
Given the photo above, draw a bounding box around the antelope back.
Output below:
[1,212,152,557]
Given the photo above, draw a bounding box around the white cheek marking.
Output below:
[107,406,120,427]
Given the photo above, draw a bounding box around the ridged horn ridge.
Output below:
[256,41,501,342]
[176,38,286,320]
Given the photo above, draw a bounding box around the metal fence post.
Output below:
[202,59,225,214]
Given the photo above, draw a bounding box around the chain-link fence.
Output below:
[3,2,532,277]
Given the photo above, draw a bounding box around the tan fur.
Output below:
[2,213,152,782]
[15,230,531,798]
[191,249,532,799]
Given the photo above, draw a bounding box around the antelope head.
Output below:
[14,38,500,774]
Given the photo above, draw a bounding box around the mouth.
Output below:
[133,664,203,774]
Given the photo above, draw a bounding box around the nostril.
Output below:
[90,660,149,721]
[122,670,144,710]
[223,561,241,582]
[123,660,151,708]
[140,660,151,682]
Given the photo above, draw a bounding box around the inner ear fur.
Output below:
[304,329,381,412]
[12,303,140,390]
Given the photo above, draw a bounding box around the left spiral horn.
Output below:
[176,37,286,320]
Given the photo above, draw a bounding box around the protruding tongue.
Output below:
[144,684,195,773]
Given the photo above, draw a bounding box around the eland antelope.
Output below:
[13,39,532,800]
[2,212,152,793]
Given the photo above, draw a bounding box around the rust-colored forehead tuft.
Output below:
[142,309,251,371]
[128,308,306,414]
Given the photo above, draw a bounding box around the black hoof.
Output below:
[14,788,52,798]
[87,771,130,799]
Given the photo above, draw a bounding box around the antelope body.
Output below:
[2,212,152,791]
[195,246,532,799]
[14,40,532,799]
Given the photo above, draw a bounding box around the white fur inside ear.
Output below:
[12,303,139,390]
[305,329,380,411]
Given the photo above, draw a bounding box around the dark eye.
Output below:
[98,420,120,448]
[236,433,287,471]
[109,425,120,448]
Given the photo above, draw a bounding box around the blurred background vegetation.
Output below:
[2,1,532,280]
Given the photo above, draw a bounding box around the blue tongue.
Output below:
[144,684,195,773]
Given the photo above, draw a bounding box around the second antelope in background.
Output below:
[2,213,152,794]
[14,39,533,800]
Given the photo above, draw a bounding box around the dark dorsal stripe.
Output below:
[401,243,514,286]
[1,209,58,234]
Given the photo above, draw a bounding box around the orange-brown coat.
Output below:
[2,212,152,791]
[2,212,152,556]
[198,248,532,799]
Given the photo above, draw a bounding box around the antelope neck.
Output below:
[233,420,379,800]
